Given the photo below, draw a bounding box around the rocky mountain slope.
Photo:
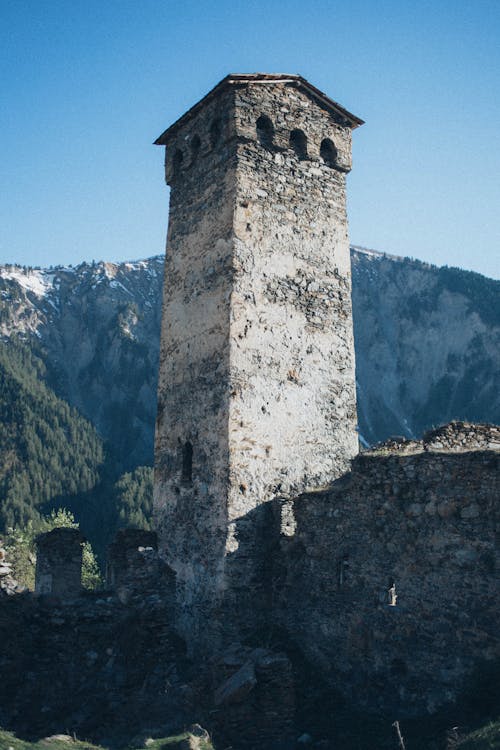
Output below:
[1,248,499,456]
[351,247,500,444]
[0,258,163,471]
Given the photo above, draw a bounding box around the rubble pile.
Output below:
[368,421,500,455]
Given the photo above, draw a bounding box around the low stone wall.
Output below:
[0,528,182,743]
[422,421,500,453]
[274,436,500,716]
[106,528,176,605]
[0,589,187,743]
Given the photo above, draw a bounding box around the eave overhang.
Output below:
[154,73,364,146]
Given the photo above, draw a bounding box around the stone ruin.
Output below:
[149,73,499,744]
[368,420,500,456]
[0,527,183,744]
[33,526,176,603]
[423,420,500,452]
[35,527,86,598]
[213,647,295,750]
[0,75,499,749]
[106,528,175,604]
[271,426,499,715]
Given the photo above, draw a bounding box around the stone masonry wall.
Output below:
[229,81,358,520]
[273,426,500,716]
[154,77,359,650]
[0,590,187,744]
[0,529,183,745]
[35,527,85,598]
[154,84,237,648]
[221,82,359,638]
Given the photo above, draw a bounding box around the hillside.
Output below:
[0,337,153,556]
[0,248,498,548]
[0,340,104,531]
[0,258,163,471]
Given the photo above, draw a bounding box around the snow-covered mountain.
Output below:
[1,248,499,459]
[0,258,163,469]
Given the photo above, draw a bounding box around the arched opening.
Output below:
[256,115,274,149]
[210,119,221,147]
[173,148,184,175]
[181,441,193,483]
[290,129,308,160]
[320,138,338,168]
[190,134,201,163]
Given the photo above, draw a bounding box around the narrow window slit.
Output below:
[182,441,193,483]
[190,135,201,164]
[388,580,398,606]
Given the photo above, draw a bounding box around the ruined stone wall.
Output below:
[213,647,295,750]
[273,430,500,716]
[0,530,182,745]
[0,590,187,744]
[423,421,500,453]
[0,525,292,750]
[154,78,359,648]
[35,528,85,597]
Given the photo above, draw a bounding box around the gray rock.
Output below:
[214,660,257,706]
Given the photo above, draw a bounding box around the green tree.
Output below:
[0,339,104,532]
[114,466,153,529]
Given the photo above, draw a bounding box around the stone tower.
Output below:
[154,74,363,647]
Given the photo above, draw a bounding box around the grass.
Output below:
[0,730,102,750]
[4,721,500,750]
[459,720,500,749]
[0,730,215,750]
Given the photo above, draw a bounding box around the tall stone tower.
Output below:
[154,74,363,647]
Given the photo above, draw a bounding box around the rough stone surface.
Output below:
[0,530,185,745]
[422,421,500,453]
[213,647,295,749]
[105,528,176,604]
[272,428,500,716]
[368,421,500,456]
[0,589,188,744]
[35,528,86,598]
[154,75,360,650]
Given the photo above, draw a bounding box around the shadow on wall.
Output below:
[222,441,500,718]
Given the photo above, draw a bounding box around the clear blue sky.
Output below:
[1,0,499,278]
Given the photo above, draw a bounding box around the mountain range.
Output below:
[1,247,498,550]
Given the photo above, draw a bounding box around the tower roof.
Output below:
[154,73,364,146]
